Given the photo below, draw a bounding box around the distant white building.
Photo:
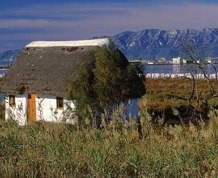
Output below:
[183,59,187,64]
[205,57,213,64]
[172,57,182,64]
[147,61,154,64]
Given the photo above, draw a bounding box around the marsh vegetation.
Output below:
[0,77,218,177]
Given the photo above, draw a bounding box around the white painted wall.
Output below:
[5,94,75,125]
[5,94,138,125]
[5,94,28,125]
[36,95,75,122]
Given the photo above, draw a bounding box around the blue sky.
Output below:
[1,0,218,51]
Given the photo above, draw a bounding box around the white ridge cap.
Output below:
[25,38,110,48]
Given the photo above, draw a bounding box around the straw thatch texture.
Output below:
[0,46,98,97]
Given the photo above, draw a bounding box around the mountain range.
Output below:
[2,28,218,62]
[109,28,218,60]
[0,49,20,65]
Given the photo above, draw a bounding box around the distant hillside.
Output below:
[109,28,218,60]
[0,49,20,65]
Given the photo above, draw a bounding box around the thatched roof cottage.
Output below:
[0,38,139,125]
[0,38,116,125]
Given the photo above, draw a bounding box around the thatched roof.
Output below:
[0,44,102,97]
[0,38,131,97]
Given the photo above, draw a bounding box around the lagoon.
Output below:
[143,64,218,74]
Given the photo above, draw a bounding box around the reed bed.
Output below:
[0,114,217,177]
[0,78,217,177]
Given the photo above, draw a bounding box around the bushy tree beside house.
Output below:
[69,66,95,121]
[69,43,146,125]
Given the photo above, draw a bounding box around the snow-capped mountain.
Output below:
[110,28,218,60]
[0,49,20,65]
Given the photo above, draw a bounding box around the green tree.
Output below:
[69,43,146,125]
[93,44,127,108]
[69,67,95,121]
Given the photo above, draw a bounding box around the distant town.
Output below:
[131,56,218,65]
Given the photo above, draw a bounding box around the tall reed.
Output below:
[0,110,217,177]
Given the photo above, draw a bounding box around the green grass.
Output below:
[0,115,217,177]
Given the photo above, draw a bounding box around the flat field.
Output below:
[142,78,218,110]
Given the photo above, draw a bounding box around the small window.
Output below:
[9,95,16,107]
[57,97,63,109]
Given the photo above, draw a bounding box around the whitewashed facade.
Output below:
[5,95,138,125]
[5,95,75,125]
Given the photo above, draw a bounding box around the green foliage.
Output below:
[93,45,124,106]
[0,103,5,121]
[69,43,146,118]
[124,64,146,98]
[69,67,95,118]
[93,44,143,107]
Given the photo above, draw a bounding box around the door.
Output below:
[28,94,36,122]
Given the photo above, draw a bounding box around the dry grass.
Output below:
[144,78,218,111]
[0,114,217,177]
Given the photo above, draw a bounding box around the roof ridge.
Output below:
[25,38,110,48]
